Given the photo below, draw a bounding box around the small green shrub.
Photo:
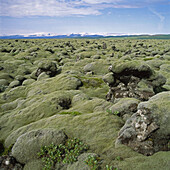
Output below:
[106,109,112,114]
[85,155,100,170]
[115,156,123,161]
[105,165,118,170]
[113,111,120,115]
[106,109,120,116]
[37,138,89,170]
[59,111,82,116]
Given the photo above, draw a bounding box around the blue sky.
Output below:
[0,0,170,35]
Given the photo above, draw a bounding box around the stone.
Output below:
[109,61,153,78]
[83,63,94,72]
[23,159,43,170]
[0,79,9,86]
[22,79,35,86]
[30,70,37,80]
[86,71,94,76]
[0,155,23,170]
[67,153,98,170]
[109,98,140,117]
[105,60,166,102]
[12,129,67,164]
[92,55,101,59]
[15,75,25,82]
[0,73,13,81]
[36,60,58,77]
[102,73,115,86]
[9,80,20,88]
[116,91,170,156]
[37,72,49,81]
[72,93,89,105]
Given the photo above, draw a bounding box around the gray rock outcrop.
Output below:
[116,91,170,156]
[105,61,166,102]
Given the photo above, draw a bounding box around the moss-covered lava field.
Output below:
[0,39,170,170]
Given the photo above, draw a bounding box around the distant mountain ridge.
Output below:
[0,33,170,39]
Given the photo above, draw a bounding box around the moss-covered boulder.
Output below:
[67,153,98,170]
[105,60,166,102]
[26,74,82,97]
[109,98,140,119]
[102,73,115,86]
[35,60,59,77]
[109,60,153,78]
[22,79,35,86]
[9,80,20,88]
[37,72,49,81]
[116,91,170,156]
[0,90,76,140]
[24,159,43,170]
[1,98,22,111]
[12,129,66,164]
[0,79,9,86]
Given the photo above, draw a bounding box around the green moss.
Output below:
[59,111,82,116]
[80,76,104,88]
[0,39,170,170]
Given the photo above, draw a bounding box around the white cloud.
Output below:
[0,0,100,17]
[0,0,169,17]
[149,7,165,30]
[82,0,122,4]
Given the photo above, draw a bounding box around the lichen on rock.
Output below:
[116,91,170,156]
[105,61,166,102]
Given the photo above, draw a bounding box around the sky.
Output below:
[0,0,170,35]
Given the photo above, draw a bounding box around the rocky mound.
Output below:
[104,61,166,102]
[116,91,170,156]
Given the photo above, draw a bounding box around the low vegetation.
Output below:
[37,138,89,170]
[0,38,169,170]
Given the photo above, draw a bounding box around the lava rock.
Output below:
[102,73,115,86]
[35,60,59,77]
[83,63,94,73]
[109,98,140,117]
[116,91,170,156]
[0,155,23,170]
[22,79,35,86]
[0,79,9,86]
[9,80,20,88]
[12,129,67,164]
[105,61,166,102]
